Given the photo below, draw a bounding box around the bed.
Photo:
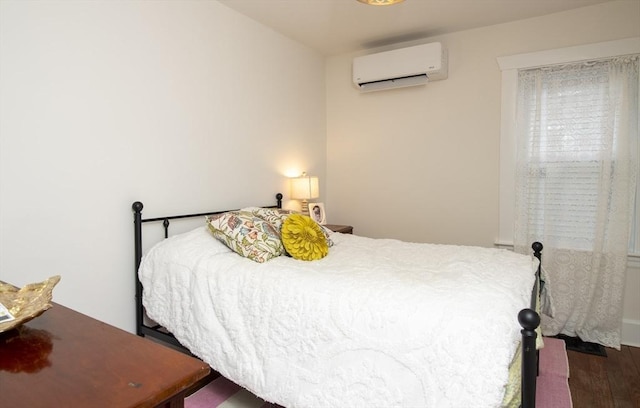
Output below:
[132,194,542,408]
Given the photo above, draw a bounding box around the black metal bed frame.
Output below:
[131,193,542,408]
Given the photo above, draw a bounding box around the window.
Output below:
[517,59,638,251]
[497,38,640,257]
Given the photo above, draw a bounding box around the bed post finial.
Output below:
[518,308,540,331]
[276,193,283,209]
[532,242,543,260]
[133,201,144,213]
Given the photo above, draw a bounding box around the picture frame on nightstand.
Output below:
[309,202,326,224]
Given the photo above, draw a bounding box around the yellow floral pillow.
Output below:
[281,214,329,261]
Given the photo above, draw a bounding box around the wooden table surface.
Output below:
[0,302,210,407]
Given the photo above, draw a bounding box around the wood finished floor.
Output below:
[567,345,640,407]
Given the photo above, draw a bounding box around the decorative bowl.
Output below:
[0,275,61,333]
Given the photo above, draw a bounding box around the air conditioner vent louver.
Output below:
[358,74,429,93]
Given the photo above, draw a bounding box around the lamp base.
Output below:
[301,200,310,216]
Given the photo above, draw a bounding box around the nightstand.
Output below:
[324,224,353,234]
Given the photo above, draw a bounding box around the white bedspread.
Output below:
[140,227,537,408]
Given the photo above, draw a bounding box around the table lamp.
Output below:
[290,172,319,216]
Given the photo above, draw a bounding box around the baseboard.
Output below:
[622,319,640,347]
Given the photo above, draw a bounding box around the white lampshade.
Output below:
[291,173,320,200]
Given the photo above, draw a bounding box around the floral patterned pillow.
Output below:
[206,211,284,263]
[244,207,294,232]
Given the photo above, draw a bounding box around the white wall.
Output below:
[0,0,326,332]
[326,0,640,345]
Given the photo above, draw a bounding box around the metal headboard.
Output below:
[131,193,283,347]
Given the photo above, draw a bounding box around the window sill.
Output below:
[493,241,640,269]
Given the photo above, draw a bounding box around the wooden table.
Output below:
[324,224,353,234]
[0,302,210,407]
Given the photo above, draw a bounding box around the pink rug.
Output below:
[540,337,570,378]
[185,376,280,408]
[187,338,573,408]
[537,337,573,408]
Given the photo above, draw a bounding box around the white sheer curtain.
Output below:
[513,55,639,349]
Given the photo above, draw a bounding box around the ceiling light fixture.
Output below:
[357,0,405,5]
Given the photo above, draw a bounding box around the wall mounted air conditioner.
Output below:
[352,42,448,93]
